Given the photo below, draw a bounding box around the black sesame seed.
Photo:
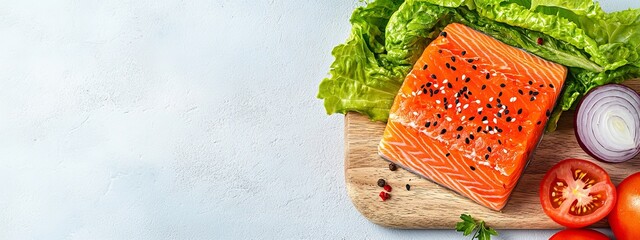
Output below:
[500,83,506,88]
[451,66,457,71]
[425,122,431,127]
[470,166,476,171]
[549,84,555,88]
[461,51,467,56]
[441,129,447,134]
[518,125,523,132]
[546,109,551,117]
[518,108,523,114]
[423,65,428,70]
[446,63,450,69]
[486,73,490,79]
[431,74,437,79]
[451,56,456,62]
[465,138,470,144]
[487,147,492,152]
[481,85,487,90]
[456,126,463,131]
[468,116,475,121]
[485,154,489,160]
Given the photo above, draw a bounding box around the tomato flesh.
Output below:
[539,159,616,228]
[609,172,640,240]
[549,229,609,240]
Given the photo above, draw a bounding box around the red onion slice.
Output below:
[575,84,640,163]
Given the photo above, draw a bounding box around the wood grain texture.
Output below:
[345,80,640,229]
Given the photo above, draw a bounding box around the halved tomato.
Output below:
[539,159,616,228]
[549,228,609,240]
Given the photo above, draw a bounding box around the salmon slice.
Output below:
[378,23,567,211]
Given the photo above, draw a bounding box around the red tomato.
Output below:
[549,228,609,240]
[539,159,616,228]
[609,172,640,240]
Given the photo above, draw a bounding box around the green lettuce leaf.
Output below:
[318,0,640,132]
[317,0,406,121]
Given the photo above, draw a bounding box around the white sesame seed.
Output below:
[493,118,498,124]
[489,97,494,102]
[436,100,441,104]
[463,104,469,109]
[510,97,517,102]
[446,117,452,122]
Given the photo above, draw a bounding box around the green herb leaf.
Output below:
[456,214,498,240]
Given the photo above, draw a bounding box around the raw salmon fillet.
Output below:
[378,23,567,211]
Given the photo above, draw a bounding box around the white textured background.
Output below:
[0,0,636,239]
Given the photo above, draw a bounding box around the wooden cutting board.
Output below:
[345,80,640,229]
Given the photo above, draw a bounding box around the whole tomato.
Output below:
[609,172,640,240]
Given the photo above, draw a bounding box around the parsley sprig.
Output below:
[455,214,498,240]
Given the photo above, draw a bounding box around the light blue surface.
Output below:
[0,0,637,239]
